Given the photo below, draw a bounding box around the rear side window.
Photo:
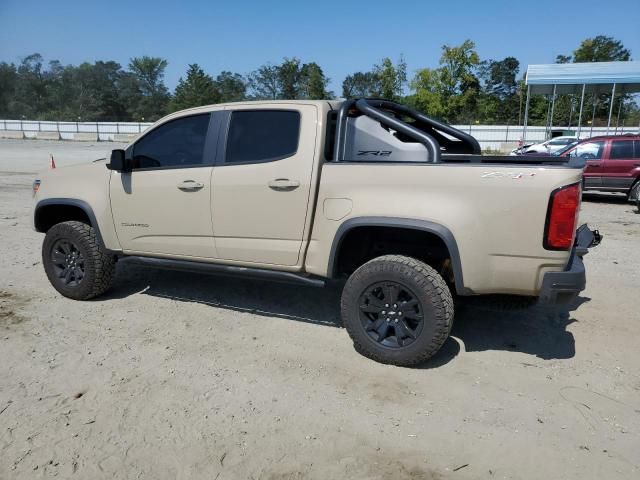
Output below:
[635,141,640,159]
[225,110,300,164]
[133,114,210,169]
[610,140,634,159]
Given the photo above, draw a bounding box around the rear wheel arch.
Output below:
[327,217,467,295]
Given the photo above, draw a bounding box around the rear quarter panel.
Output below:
[305,163,583,296]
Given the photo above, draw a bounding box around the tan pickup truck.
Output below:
[32,99,601,366]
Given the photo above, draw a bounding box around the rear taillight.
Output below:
[544,183,581,250]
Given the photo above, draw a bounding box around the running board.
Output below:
[123,256,326,288]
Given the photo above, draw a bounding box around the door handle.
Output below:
[268,178,300,191]
[177,180,204,191]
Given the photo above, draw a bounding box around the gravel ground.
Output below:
[1,139,639,480]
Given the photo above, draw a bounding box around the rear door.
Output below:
[602,138,640,192]
[210,105,319,266]
[568,140,606,189]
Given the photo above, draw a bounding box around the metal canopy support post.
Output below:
[522,85,530,143]
[607,83,616,135]
[615,95,623,133]
[549,85,557,136]
[576,84,586,138]
[590,96,597,137]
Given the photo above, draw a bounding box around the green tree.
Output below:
[573,35,631,62]
[128,56,170,120]
[0,62,18,117]
[248,64,280,99]
[407,68,446,118]
[341,71,381,98]
[478,57,520,123]
[171,64,219,111]
[249,58,330,100]
[299,62,331,99]
[439,41,480,98]
[215,71,247,102]
[14,53,50,118]
[278,57,302,99]
[374,56,407,100]
[410,40,480,122]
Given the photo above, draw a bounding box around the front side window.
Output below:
[132,114,210,169]
[225,110,300,164]
[568,141,604,160]
[610,140,634,159]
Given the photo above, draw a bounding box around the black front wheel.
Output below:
[341,255,454,366]
[42,221,116,300]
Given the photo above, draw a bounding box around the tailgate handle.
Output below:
[177,180,204,191]
[268,178,300,191]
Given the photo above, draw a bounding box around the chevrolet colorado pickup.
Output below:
[32,99,601,366]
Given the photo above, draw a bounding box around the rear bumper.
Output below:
[539,224,602,305]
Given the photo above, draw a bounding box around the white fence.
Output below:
[0,119,153,142]
[1,118,638,150]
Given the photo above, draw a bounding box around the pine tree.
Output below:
[171,64,219,111]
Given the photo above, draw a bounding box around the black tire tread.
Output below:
[42,221,115,300]
[341,255,454,366]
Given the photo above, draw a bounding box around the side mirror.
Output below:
[107,149,129,171]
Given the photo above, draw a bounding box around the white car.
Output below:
[522,136,579,154]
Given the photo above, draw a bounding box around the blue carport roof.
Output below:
[525,61,640,95]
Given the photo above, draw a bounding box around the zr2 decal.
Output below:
[357,150,392,157]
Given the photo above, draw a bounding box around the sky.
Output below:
[1,0,639,95]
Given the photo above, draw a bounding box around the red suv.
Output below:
[561,135,640,202]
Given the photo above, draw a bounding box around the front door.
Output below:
[569,140,605,189]
[110,112,218,258]
[211,105,319,266]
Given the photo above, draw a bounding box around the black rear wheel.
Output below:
[42,221,116,300]
[629,181,640,203]
[341,255,454,366]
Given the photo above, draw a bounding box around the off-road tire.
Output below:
[341,255,454,366]
[42,221,116,300]
[629,180,640,203]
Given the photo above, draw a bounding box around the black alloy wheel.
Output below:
[50,238,86,287]
[359,281,424,348]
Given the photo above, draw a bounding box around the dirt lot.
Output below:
[1,139,639,480]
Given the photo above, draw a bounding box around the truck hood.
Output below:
[35,157,112,202]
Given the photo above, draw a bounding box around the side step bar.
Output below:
[123,256,326,288]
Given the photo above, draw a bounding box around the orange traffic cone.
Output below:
[49,154,56,169]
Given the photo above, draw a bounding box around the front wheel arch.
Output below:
[35,198,107,249]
